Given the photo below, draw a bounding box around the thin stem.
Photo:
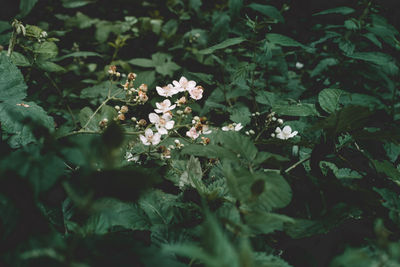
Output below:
[284,156,311,173]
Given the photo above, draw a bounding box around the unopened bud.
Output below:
[131,117,137,122]
[176,110,183,115]
[184,106,192,114]
[120,105,129,114]
[138,119,147,127]
[277,118,283,124]
[249,130,255,135]
[139,83,148,92]
[117,113,125,121]
[115,105,120,111]
[127,72,137,81]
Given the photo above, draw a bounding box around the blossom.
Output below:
[172,76,196,92]
[186,127,200,139]
[295,62,304,69]
[156,84,179,97]
[222,123,243,132]
[189,85,203,100]
[149,112,175,135]
[154,99,176,113]
[275,126,298,140]
[139,129,161,145]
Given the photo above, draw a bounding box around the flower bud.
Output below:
[249,129,255,135]
[131,117,137,122]
[117,113,125,121]
[176,96,187,106]
[127,72,137,81]
[277,118,284,124]
[120,105,129,114]
[176,110,183,115]
[115,105,120,111]
[184,106,192,114]
[139,83,148,92]
[138,119,147,127]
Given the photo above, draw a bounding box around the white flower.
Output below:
[275,126,298,140]
[139,129,161,145]
[149,112,175,135]
[188,86,203,100]
[156,84,179,97]
[295,62,304,69]
[125,152,139,162]
[186,127,200,139]
[172,76,196,92]
[154,99,176,113]
[222,123,243,132]
[201,124,212,134]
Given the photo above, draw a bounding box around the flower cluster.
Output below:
[139,76,208,147]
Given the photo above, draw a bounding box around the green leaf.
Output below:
[310,58,338,77]
[0,53,27,100]
[78,105,116,131]
[128,58,155,68]
[133,70,156,88]
[33,41,59,61]
[62,0,95,8]
[0,21,11,34]
[255,91,276,106]
[372,160,400,185]
[313,7,355,16]
[81,81,120,103]
[229,0,243,18]
[223,165,292,211]
[54,51,102,61]
[0,145,64,196]
[19,0,38,17]
[318,88,345,114]
[75,198,150,235]
[248,4,284,23]
[374,188,400,227]
[229,106,251,126]
[36,61,66,72]
[10,52,31,67]
[0,100,54,148]
[272,103,319,116]
[245,212,294,234]
[266,33,303,47]
[139,190,178,226]
[198,37,246,55]
[151,53,180,77]
[319,161,362,179]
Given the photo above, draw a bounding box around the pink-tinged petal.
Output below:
[291,131,298,137]
[173,80,180,87]
[162,113,172,121]
[221,126,229,131]
[235,123,243,131]
[145,128,153,137]
[165,120,174,129]
[152,133,161,145]
[163,99,172,106]
[179,76,188,84]
[149,113,159,124]
[157,127,168,135]
[156,86,165,96]
[282,126,292,134]
[140,135,150,145]
[169,104,176,110]
[188,81,196,88]
[156,102,162,109]
[154,109,163,113]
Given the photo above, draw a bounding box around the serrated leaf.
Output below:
[128,58,155,68]
[248,4,284,23]
[272,103,319,116]
[198,37,245,55]
[318,88,345,113]
[33,41,58,60]
[11,51,31,67]
[151,52,180,77]
[0,53,27,100]
[74,198,150,235]
[372,160,400,185]
[54,51,102,61]
[310,58,338,77]
[0,100,54,148]
[78,105,116,131]
[62,0,95,8]
[36,61,66,72]
[229,106,251,126]
[266,33,303,47]
[245,212,294,234]
[255,91,276,106]
[80,81,120,103]
[313,7,355,16]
